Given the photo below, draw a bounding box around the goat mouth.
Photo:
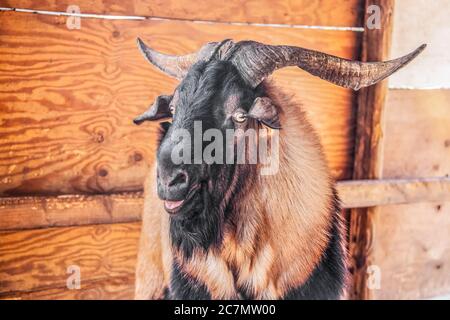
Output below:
[164,184,201,215]
[164,199,184,211]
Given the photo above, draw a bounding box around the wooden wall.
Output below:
[361,0,450,299]
[371,90,450,299]
[3,0,448,301]
[0,0,364,299]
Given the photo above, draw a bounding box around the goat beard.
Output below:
[169,185,225,260]
[169,162,254,260]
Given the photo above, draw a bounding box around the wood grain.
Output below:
[0,276,134,300]
[0,222,140,293]
[371,89,450,299]
[348,0,394,300]
[2,0,365,27]
[337,177,450,209]
[0,192,143,230]
[0,12,360,196]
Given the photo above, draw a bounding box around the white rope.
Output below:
[389,85,450,90]
[0,7,365,32]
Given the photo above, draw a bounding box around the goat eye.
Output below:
[233,112,247,123]
[169,105,175,115]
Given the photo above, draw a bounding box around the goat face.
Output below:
[139,59,279,219]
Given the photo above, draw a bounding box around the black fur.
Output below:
[170,261,211,300]
[160,60,256,259]
[169,185,224,259]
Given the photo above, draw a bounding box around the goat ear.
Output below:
[247,97,281,129]
[133,95,172,125]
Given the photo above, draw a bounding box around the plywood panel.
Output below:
[1,0,364,27]
[0,12,360,196]
[0,222,140,293]
[371,89,450,299]
[389,0,450,88]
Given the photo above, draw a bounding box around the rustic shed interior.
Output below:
[0,0,449,299]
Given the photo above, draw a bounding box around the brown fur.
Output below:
[135,81,346,299]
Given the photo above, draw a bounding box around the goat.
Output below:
[133,39,425,299]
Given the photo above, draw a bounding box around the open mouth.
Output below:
[164,183,201,214]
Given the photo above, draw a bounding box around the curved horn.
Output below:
[229,41,426,90]
[136,38,231,79]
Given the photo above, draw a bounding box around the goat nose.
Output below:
[166,169,189,197]
[169,170,187,187]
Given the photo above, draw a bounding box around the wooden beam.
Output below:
[338,177,450,208]
[0,276,134,300]
[1,177,449,231]
[0,192,143,231]
[348,0,395,300]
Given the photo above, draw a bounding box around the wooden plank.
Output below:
[2,176,450,231]
[0,276,134,300]
[0,192,143,231]
[1,0,365,27]
[338,177,450,209]
[389,0,450,89]
[0,12,360,196]
[0,222,140,293]
[371,89,450,299]
[348,0,394,300]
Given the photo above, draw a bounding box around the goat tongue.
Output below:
[165,200,184,210]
